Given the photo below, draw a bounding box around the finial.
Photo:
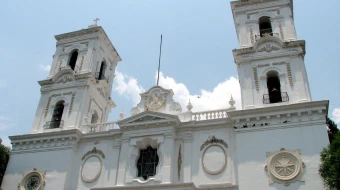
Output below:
[186,99,193,111]
[229,95,236,109]
[119,109,125,119]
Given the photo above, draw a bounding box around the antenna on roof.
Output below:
[156,35,163,86]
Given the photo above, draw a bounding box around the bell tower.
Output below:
[231,0,312,109]
[31,24,122,133]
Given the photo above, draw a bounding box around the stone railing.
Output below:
[83,121,118,133]
[192,109,230,121]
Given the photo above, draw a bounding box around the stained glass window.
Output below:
[137,146,159,180]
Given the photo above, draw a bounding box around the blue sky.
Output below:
[0,0,339,147]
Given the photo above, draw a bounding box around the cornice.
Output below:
[235,119,326,133]
[231,0,293,17]
[10,129,82,154]
[91,182,237,190]
[228,100,329,131]
[55,26,122,62]
[233,39,305,63]
[228,100,328,119]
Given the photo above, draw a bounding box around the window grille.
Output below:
[137,146,159,180]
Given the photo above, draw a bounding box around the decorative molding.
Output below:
[247,12,258,19]
[178,144,182,181]
[97,87,105,98]
[68,93,76,115]
[279,22,284,40]
[253,64,271,91]
[202,144,227,175]
[272,62,293,86]
[265,148,305,186]
[200,136,228,151]
[82,147,105,161]
[18,168,46,190]
[79,56,84,71]
[257,44,280,52]
[128,116,166,123]
[56,74,73,83]
[253,67,259,91]
[250,27,254,45]
[44,93,62,118]
[81,155,102,183]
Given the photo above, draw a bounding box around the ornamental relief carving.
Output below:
[18,168,46,190]
[253,61,293,91]
[82,147,105,161]
[257,44,280,52]
[146,90,166,111]
[200,136,228,151]
[265,148,305,186]
[178,145,182,181]
[81,147,105,183]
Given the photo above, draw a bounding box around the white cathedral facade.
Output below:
[1,0,330,190]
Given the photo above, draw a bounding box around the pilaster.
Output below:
[182,131,193,183]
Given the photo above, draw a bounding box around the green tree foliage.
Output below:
[327,116,339,143]
[0,138,11,186]
[319,131,340,190]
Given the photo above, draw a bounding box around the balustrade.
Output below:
[192,109,229,121]
[83,121,118,133]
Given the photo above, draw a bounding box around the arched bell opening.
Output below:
[96,61,106,80]
[91,110,99,124]
[259,16,273,37]
[68,50,78,71]
[50,100,65,129]
[266,70,282,104]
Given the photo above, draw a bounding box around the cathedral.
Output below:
[1,0,330,190]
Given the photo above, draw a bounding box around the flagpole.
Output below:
[157,35,163,86]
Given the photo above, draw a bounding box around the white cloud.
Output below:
[112,71,241,113]
[39,64,51,72]
[0,136,11,148]
[332,108,340,125]
[157,72,241,111]
[113,71,145,105]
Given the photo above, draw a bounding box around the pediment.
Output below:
[52,69,75,84]
[118,111,180,128]
[254,36,283,52]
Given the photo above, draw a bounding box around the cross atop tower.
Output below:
[88,18,100,28]
[93,18,100,25]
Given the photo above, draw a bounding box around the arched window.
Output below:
[96,61,106,80]
[91,111,99,124]
[51,100,65,128]
[259,16,272,37]
[137,146,159,180]
[266,71,282,103]
[68,50,78,71]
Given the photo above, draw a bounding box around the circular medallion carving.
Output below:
[25,175,41,190]
[19,169,45,190]
[269,152,300,181]
[202,144,227,175]
[81,155,102,183]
